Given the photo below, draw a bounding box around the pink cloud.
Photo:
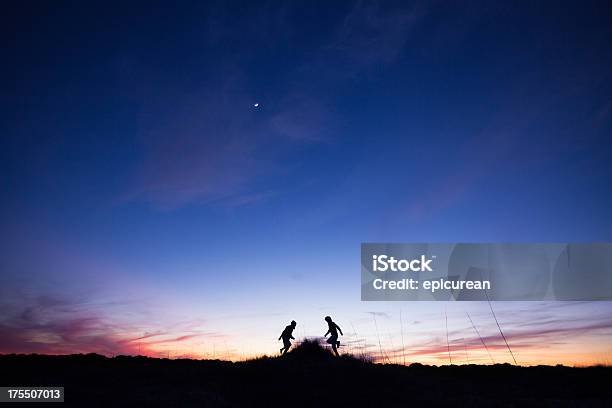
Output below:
[0,293,223,357]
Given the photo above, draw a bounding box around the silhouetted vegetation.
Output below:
[1,341,610,407]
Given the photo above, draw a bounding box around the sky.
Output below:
[1,1,612,365]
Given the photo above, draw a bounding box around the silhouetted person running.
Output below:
[279,320,297,355]
[324,316,343,356]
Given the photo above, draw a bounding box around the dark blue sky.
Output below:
[1,1,612,361]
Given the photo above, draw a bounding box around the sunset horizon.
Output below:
[2,1,612,405]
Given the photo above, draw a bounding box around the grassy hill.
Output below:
[1,340,610,407]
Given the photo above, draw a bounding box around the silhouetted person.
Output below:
[279,320,297,355]
[324,316,343,356]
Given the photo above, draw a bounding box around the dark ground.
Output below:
[1,340,610,407]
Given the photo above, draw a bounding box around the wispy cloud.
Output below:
[372,303,612,365]
[328,0,421,68]
[390,316,612,365]
[0,292,224,357]
[118,1,424,210]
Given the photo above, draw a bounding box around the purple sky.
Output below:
[1,1,612,364]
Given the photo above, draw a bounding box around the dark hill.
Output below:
[1,341,610,407]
